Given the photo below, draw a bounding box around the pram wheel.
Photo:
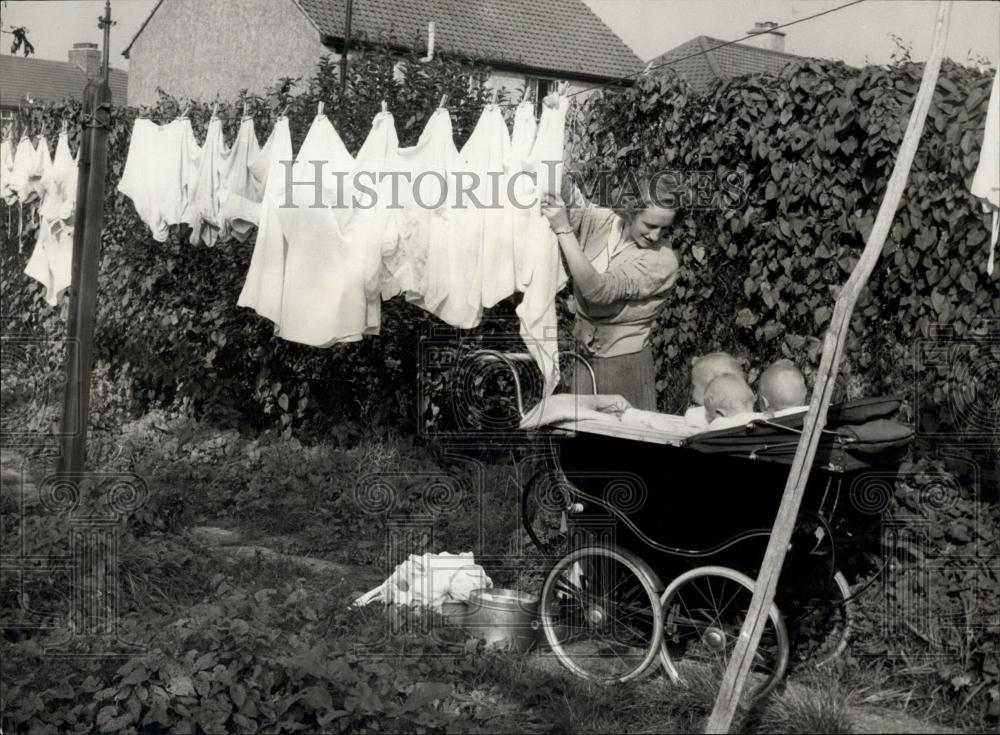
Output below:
[778,518,853,668]
[781,569,853,668]
[659,566,789,701]
[539,545,665,683]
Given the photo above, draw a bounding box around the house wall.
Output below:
[126,0,334,105]
[487,71,600,105]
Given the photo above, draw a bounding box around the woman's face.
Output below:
[628,206,676,248]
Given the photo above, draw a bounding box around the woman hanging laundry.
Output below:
[538,95,680,410]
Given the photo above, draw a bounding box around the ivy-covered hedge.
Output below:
[570,59,998,429]
[1,50,996,442]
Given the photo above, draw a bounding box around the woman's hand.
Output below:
[540,191,571,232]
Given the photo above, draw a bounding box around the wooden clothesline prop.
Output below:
[57,0,114,474]
[705,2,953,731]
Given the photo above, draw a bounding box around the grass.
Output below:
[752,674,856,734]
[2,410,990,734]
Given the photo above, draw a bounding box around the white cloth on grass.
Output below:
[352,552,493,612]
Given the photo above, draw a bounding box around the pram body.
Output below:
[470,351,913,693]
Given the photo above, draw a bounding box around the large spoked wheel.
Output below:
[659,566,790,701]
[781,569,853,668]
[540,545,665,683]
[778,519,853,668]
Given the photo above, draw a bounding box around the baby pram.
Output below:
[469,351,914,697]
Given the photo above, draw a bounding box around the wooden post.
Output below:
[56,1,113,474]
[56,79,94,471]
[705,3,953,731]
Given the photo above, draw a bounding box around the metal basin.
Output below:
[444,588,540,653]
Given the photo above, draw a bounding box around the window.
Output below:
[532,78,554,117]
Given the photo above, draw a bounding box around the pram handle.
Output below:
[467,350,597,418]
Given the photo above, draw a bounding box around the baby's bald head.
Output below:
[759,360,807,412]
[691,352,745,405]
[703,374,755,420]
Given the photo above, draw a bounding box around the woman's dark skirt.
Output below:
[565,345,657,410]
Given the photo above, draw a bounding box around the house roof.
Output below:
[647,36,808,91]
[0,53,129,109]
[124,0,643,84]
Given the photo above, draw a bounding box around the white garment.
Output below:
[706,411,769,431]
[275,114,370,346]
[621,408,698,436]
[236,117,292,326]
[351,552,493,612]
[519,393,631,429]
[9,136,46,204]
[398,109,481,329]
[37,133,77,225]
[515,95,569,395]
[25,132,77,305]
[683,405,709,430]
[218,117,263,243]
[461,103,516,308]
[118,118,202,242]
[970,68,1000,275]
[183,117,230,247]
[344,111,403,332]
[773,405,808,418]
[1,139,15,204]
[509,101,539,290]
[33,136,53,203]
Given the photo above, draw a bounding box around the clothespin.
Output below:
[242,102,249,119]
[211,103,219,120]
[490,88,498,106]
[317,100,324,116]
[60,118,68,135]
[438,93,449,109]
[178,104,190,119]
[557,80,569,96]
[381,100,387,113]
[280,104,291,118]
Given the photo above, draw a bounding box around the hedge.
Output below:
[1,47,997,443]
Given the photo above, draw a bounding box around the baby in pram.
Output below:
[519,354,809,434]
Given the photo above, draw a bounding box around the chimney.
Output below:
[744,21,786,53]
[68,42,102,78]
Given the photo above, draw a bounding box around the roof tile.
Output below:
[647,35,809,91]
[0,54,128,109]
[295,0,643,82]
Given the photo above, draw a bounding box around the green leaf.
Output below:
[736,308,758,328]
[301,685,333,711]
[401,682,452,712]
[96,705,118,728]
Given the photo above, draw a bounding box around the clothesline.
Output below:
[111,91,574,394]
